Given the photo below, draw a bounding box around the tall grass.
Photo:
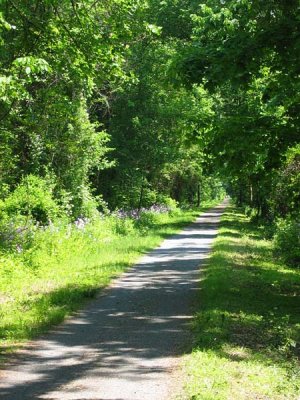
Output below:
[0,202,217,359]
[181,207,300,400]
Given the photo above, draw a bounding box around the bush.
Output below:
[112,217,135,235]
[271,145,300,217]
[156,195,178,210]
[0,175,60,253]
[274,218,300,266]
[1,175,59,224]
[134,211,159,235]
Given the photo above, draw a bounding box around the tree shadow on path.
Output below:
[0,204,226,400]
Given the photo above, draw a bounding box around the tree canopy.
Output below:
[0,0,299,219]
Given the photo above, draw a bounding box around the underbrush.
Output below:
[181,207,300,400]
[274,217,300,267]
[0,200,217,358]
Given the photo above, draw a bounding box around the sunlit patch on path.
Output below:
[0,201,227,400]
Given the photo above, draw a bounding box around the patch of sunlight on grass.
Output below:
[183,348,299,400]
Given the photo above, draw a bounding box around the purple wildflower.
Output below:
[16,244,23,253]
[114,204,171,220]
[74,217,90,230]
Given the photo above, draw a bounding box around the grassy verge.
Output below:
[181,206,300,400]
[0,201,217,361]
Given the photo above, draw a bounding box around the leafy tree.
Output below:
[1,0,226,218]
[175,0,300,216]
[0,0,147,215]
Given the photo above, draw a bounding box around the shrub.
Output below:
[0,175,60,253]
[134,211,159,235]
[112,217,135,235]
[274,218,300,266]
[1,175,59,224]
[271,145,300,217]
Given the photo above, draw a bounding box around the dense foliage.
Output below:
[176,0,299,220]
[0,0,298,247]
[171,0,299,263]
[0,0,223,221]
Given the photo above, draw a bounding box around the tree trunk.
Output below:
[250,184,253,205]
[197,183,201,207]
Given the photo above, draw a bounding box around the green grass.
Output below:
[0,201,217,361]
[181,206,300,400]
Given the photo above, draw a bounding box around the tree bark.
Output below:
[197,183,201,207]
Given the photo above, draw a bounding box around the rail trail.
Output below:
[0,202,227,400]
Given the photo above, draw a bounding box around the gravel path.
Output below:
[0,202,226,400]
